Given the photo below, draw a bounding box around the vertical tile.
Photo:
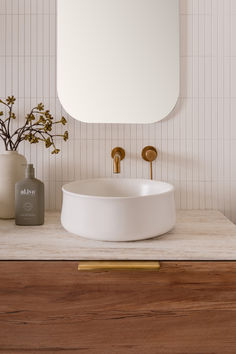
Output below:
[0,57,6,97]
[24,14,31,56]
[0,0,5,14]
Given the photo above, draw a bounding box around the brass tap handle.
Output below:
[142,146,158,180]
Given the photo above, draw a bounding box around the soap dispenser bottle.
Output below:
[15,164,44,225]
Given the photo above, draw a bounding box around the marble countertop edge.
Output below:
[1,210,236,261]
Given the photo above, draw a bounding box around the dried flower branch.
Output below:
[0,96,68,154]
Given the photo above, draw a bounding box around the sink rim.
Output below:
[62,178,175,200]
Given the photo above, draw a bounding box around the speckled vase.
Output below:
[0,151,27,219]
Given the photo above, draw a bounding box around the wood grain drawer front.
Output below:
[1,261,236,354]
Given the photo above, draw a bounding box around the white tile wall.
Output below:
[0,0,236,222]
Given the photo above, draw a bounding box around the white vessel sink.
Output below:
[61,178,176,242]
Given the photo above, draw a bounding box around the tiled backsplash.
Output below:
[0,0,236,222]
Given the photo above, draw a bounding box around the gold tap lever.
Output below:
[142,146,158,180]
[111,147,125,174]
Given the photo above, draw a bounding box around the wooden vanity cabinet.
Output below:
[1,261,236,353]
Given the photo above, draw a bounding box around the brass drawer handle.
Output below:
[78,261,160,271]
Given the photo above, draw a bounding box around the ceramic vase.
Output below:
[0,151,27,219]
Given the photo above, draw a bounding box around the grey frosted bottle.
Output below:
[15,164,44,225]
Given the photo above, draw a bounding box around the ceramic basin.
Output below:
[61,178,176,242]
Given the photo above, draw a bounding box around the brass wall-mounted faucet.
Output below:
[111,147,125,174]
[142,146,158,180]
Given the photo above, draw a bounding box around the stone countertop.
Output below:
[0,210,236,260]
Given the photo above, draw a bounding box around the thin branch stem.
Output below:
[0,99,67,153]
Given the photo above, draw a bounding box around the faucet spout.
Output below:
[113,153,121,174]
[111,147,125,174]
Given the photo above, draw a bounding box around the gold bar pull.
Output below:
[78,261,160,271]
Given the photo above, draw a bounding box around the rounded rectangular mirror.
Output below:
[57,0,179,124]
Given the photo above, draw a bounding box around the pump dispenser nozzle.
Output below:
[25,164,35,178]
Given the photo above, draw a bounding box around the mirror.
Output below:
[57,0,179,124]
